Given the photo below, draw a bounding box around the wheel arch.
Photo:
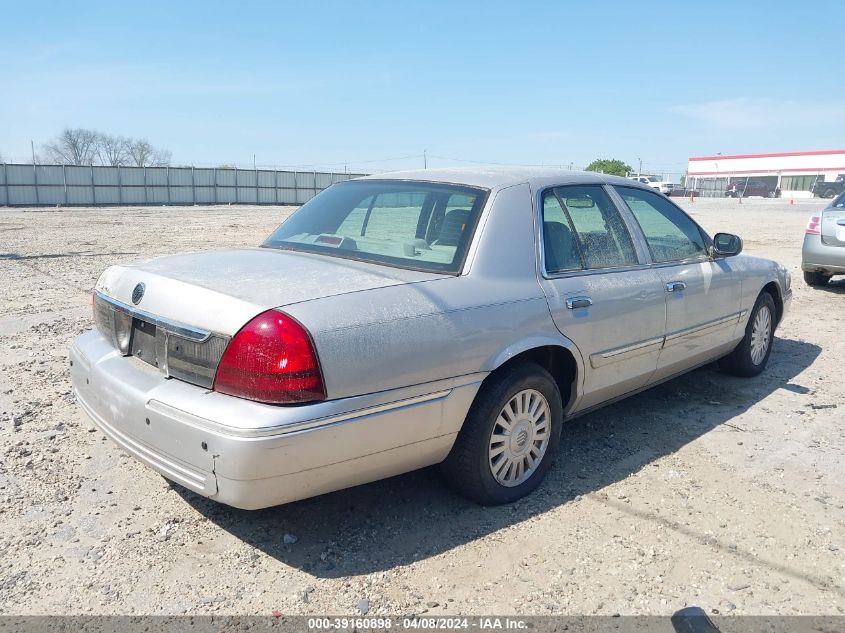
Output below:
[761,280,783,325]
[482,336,583,414]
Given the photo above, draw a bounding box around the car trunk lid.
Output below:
[93,248,447,390]
[821,208,845,247]
[96,247,446,335]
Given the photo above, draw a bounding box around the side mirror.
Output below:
[712,232,743,257]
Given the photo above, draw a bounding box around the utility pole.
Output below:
[638,157,642,176]
[423,150,427,169]
[31,140,37,164]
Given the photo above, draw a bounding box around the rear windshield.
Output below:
[263,180,488,274]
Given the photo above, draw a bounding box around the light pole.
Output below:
[638,157,642,176]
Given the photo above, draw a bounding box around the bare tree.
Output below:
[39,129,172,167]
[42,128,100,165]
[126,139,153,166]
[97,133,130,166]
[127,139,171,167]
[150,148,172,167]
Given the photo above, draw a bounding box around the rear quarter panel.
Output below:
[285,279,560,400]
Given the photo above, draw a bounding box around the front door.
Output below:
[612,186,742,382]
[537,184,667,412]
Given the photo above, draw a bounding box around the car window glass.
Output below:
[349,192,427,240]
[541,192,581,272]
[264,181,486,274]
[542,185,638,272]
[615,186,707,262]
[336,195,375,235]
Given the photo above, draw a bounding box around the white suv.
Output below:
[627,175,675,195]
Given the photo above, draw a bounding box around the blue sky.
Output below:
[1,0,843,176]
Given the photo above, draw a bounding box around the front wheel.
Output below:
[718,292,776,377]
[823,188,837,199]
[441,363,563,505]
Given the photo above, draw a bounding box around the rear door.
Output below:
[537,184,666,412]
[821,195,845,247]
[612,186,742,382]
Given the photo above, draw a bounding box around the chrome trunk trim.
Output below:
[95,291,214,342]
[93,291,230,389]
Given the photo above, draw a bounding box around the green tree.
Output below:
[585,158,633,177]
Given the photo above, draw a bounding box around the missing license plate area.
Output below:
[130,319,159,367]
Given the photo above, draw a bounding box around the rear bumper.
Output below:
[70,330,481,509]
[802,234,845,274]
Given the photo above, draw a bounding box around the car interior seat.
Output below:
[434,209,472,246]
[543,221,581,272]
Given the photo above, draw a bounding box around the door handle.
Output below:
[566,296,593,309]
[666,281,686,293]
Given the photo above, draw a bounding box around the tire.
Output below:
[823,188,837,199]
[441,362,563,505]
[718,292,776,377]
[803,271,830,286]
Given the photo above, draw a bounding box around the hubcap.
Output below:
[488,389,551,487]
[750,305,772,365]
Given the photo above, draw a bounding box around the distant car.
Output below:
[802,192,845,286]
[811,175,845,199]
[70,168,792,510]
[668,188,699,198]
[627,175,676,195]
[725,180,780,198]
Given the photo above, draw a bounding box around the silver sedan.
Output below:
[802,192,845,286]
[69,168,792,509]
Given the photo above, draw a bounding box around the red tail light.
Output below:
[805,215,821,235]
[213,310,325,404]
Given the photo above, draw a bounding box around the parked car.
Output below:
[802,191,845,285]
[725,180,780,198]
[811,175,845,199]
[668,187,700,198]
[70,169,792,509]
[627,174,676,195]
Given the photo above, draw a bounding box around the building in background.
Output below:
[686,149,845,198]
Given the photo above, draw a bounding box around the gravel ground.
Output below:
[0,198,843,616]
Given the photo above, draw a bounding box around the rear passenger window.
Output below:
[542,193,581,272]
[541,185,638,273]
[615,186,707,262]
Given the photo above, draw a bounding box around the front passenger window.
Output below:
[616,186,708,262]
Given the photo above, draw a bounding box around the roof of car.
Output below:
[359,167,644,191]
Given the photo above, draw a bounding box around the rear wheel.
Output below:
[441,363,562,505]
[803,271,830,286]
[718,292,776,377]
[823,188,837,199]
